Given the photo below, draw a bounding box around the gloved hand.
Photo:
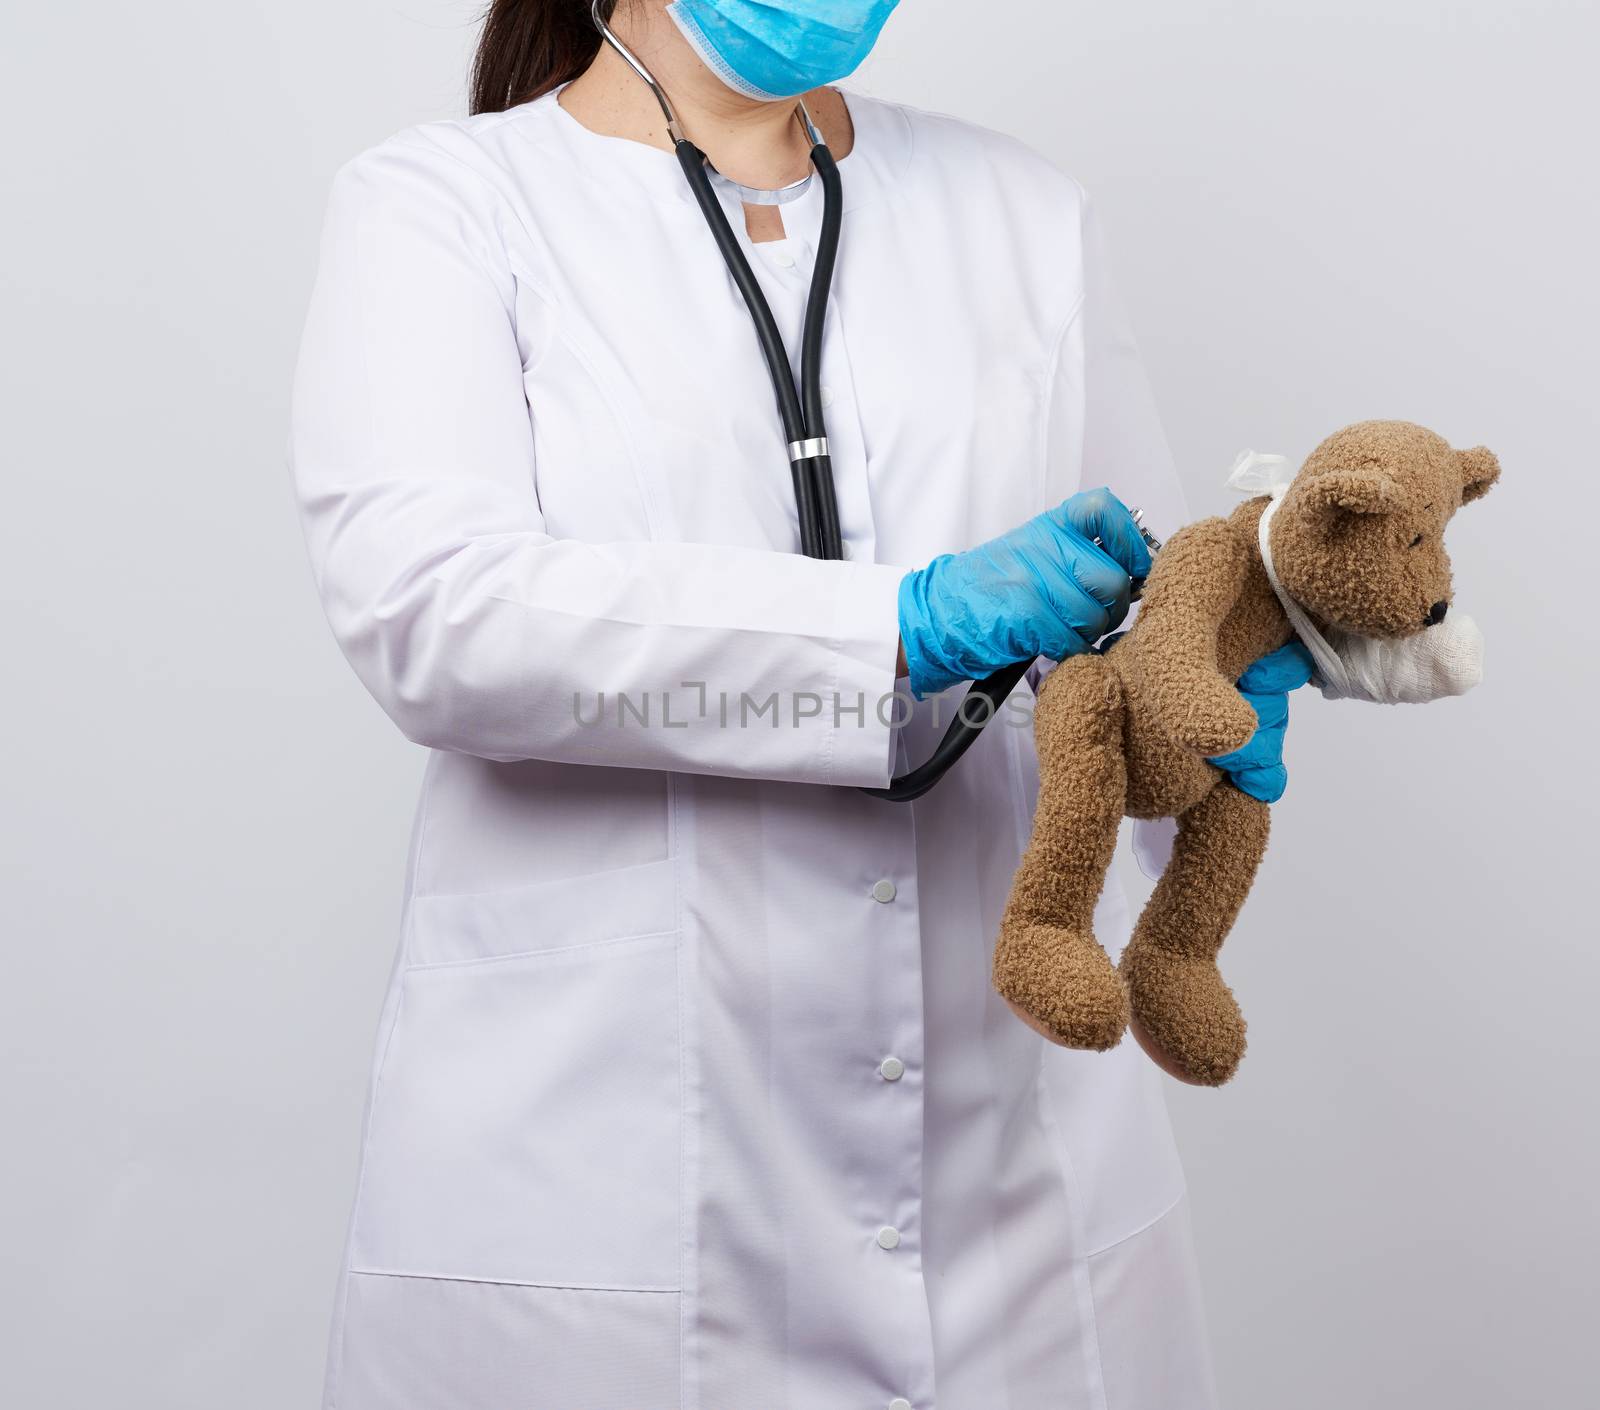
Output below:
[1208,642,1316,802]
[898,489,1155,699]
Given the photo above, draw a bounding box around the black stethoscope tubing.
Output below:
[676,129,1028,803]
[591,4,1021,802]
[674,137,845,562]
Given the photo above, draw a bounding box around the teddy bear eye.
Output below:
[1409,533,1425,548]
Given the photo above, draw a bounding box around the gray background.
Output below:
[3,1,1595,1406]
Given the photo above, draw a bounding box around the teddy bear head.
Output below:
[1268,420,1499,639]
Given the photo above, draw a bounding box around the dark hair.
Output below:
[470,1,616,115]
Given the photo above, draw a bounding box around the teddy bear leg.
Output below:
[1120,783,1270,1086]
[993,659,1129,1050]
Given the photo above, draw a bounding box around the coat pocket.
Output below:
[403,858,677,966]
[349,893,682,1292]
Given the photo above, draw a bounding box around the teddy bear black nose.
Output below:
[1427,600,1449,625]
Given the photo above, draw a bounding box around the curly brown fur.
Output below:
[994,421,1500,1083]
[993,657,1130,1048]
[1274,422,1499,638]
[1121,785,1270,1086]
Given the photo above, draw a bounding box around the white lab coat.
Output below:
[292,89,1217,1410]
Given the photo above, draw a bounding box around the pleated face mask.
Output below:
[667,0,901,101]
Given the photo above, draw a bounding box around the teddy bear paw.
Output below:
[992,923,1129,1050]
[1121,945,1247,1086]
[1168,689,1261,759]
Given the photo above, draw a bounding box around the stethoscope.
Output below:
[592,4,1124,802]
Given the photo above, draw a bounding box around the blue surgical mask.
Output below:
[667,0,901,102]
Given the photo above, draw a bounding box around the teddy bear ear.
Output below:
[1457,446,1501,504]
[1307,467,1403,516]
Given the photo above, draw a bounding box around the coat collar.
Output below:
[521,85,914,216]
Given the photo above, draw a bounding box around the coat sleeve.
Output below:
[1045,190,1190,540]
[290,134,903,785]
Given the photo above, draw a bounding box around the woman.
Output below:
[293,2,1295,1405]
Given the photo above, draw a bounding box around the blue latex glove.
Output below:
[898,488,1154,699]
[1208,642,1316,802]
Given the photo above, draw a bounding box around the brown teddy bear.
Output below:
[994,420,1500,1084]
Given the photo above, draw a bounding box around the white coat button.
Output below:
[820,384,836,408]
[879,1056,905,1082]
[870,879,897,904]
[890,1401,913,1410]
[840,540,854,559]
[876,1225,901,1250]
[771,250,796,268]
